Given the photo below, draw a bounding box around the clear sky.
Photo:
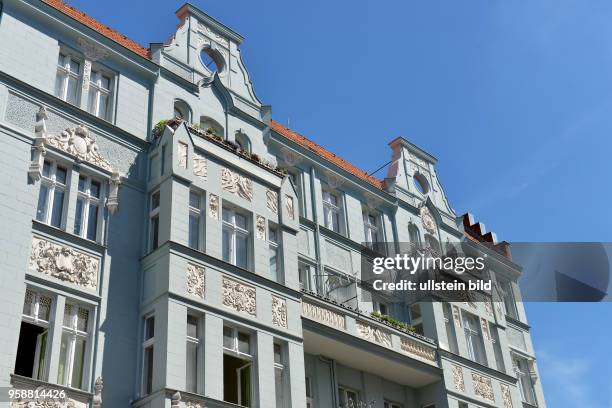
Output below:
[67,0,612,406]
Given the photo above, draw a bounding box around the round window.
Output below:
[413,173,429,194]
[200,47,224,74]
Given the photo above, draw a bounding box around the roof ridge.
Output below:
[42,0,150,59]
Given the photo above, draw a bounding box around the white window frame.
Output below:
[149,190,160,251]
[20,289,53,381]
[55,52,81,104]
[299,261,318,293]
[142,315,155,396]
[323,189,342,233]
[188,190,204,251]
[222,207,250,269]
[363,210,380,248]
[269,224,282,282]
[500,280,519,319]
[186,314,201,393]
[74,174,104,242]
[58,303,90,390]
[338,386,360,408]
[462,312,487,365]
[36,159,69,229]
[442,303,459,354]
[514,355,537,405]
[223,326,253,407]
[87,67,113,120]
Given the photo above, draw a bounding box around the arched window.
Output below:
[408,224,421,247]
[173,100,191,122]
[235,132,251,154]
[200,116,224,137]
[200,46,225,74]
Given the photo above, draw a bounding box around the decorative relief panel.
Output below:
[193,152,207,180]
[356,321,392,348]
[221,167,253,201]
[208,193,219,220]
[472,373,495,403]
[47,123,114,172]
[29,237,98,289]
[272,296,288,328]
[186,264,205,299]
[256,215,266,240]
[222,277,256,316]
[178,142,188,169]
[419,205,437,234]
[452,365,465,391]
[325,241,351,273]
[301,301,346,330]
[266,190,278,214]
[285,195,295,220]
[501,383,513,408]
[400,337,437,362]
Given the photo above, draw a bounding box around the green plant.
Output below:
[191,123,201,130]
[153,120,168,137]
[370,311,415,333]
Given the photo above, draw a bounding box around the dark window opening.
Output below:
[223,354,252,407]
[14,322,48,380]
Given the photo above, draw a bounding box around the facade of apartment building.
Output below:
[0,1,546,407]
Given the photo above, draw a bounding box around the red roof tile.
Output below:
[270,120,385,190]
[42,0,150,59]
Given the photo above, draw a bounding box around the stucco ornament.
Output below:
[222,277,256,316]
[419,205,437,234]
[452,365,465,391]
[481,317,491,341]
[400,337,437,362]
[472,373,495,403]
[272,296,288,328]
[29,237,98,290]
[178,142,188,169]
[285,195,295,220]
[208,193,219,219]
[356,321,392,348]
[221,167,253,201]
[266,190,278,213]
[501,383,513,408]
[92,377,103,408]
[48,125,113,172]
[255,215,266,240]
[301,302,346,330]
[186,264,206,299]
[193,152,207,180]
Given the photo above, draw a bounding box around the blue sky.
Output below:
[68,0,612,406]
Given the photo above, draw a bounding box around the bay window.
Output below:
[223,326,253,407]
[74,175,102,241]
[222,207,249,269]
[462,312,487,365]
[36,160,68,229]
[15,289,52,381]
[58,303,90,389]
[55,53,81,105]
[87,69,112,120]
[322,190,342,233]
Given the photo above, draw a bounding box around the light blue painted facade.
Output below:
[0,1,546,408]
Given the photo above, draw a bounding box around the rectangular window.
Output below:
[55,53,81,105]
[363,210,380,248]
[338,386,360,408]
[186,315,200,393]
[222,207,249,269]
[305,376,314,408]
[189,191,203,250]
[223,326,253,407]
[458,403,468,408]
[269,225,281,282]
[384,401,402,408]
[274,342,286,408]
[500,280,519,319]
[462,312,487,365]
[289,170,305,217]
[322,190,342,233]
[36,160,68,228]
[443,303,459,354]
[410,303,423,335]
[490,323,505,372]
[299,261,317,293]
[142,316,155,395]
[15,289,52,381]
[161,145,167,176]
[74,175,102,241]
[87,69,112,120]
[149,191,160,251]
[514,356,537,405]
[58,303,90,390]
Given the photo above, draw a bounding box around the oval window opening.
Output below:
[413,174,429,194]
[200,48,224,74]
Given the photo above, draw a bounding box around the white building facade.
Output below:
[0,1,546,407]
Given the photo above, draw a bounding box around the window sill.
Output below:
[32,220,107,254]
[10,373,94,400]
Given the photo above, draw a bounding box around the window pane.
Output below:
[151,216,159,250]
[101,75,111,90]
[222,208,232,222]
[69,59,80,74]
[235,213,247,230]
[223,327,233,349]
[71,337,86,389]
[222,228,231,262]
[145,317,155,340]
[90,180,101,198]
[275,367,284,407]
[237,332,250,354]
[57,334,68,385]
[186,340,198,393]
[86,203,98,241]
[66,76,79,105]
[51,190,65,228]
[143,346,153,394]
[55,166,67,185]
[98,94,109,119]
[36,185,49,222]
[151,191,160,209]
[189,214,199,249]
[74,198,84,235]
[187,316,198,338]
[42,161,51,178]
[87,90,97,115]
[274,343,282,364]
[189,192,200,208]
[269,227,277,243]
[78,176,86,192]
[236,234,248,268]
[54,72,64,98]
[269,247,278,281]
[239,364,251,407]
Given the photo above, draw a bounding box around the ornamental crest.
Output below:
[419,205,436,234]
[47,124,113,172]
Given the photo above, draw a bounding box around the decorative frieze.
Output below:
[472,373,495,403]
[221,167,253,201]
[452,365,465,391]
[193,152,207,180]
[208,193,219,219]
[400,337,437,362]
[186,264,205,299]
[356,321,392,348]
[285,195,295,220]
[256,215,266,240]
[178,142,188,169]
[266,190,278,213]
[29,237,98,290]
[301,301,346,330]
[222,277,256,316]
[272,296,288,328]
[501,383,513,408]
